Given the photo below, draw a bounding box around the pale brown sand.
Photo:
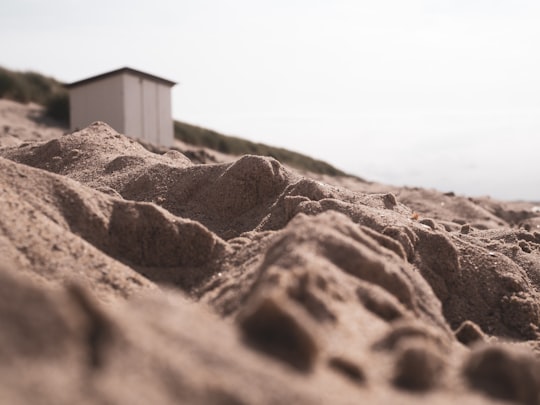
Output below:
[1,102,540,404]
[0,99,66,146]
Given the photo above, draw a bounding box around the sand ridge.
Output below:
[1,110,540,404]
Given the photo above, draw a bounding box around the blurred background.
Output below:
[2,0,539,200]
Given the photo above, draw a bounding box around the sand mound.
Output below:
[1,119,540,404]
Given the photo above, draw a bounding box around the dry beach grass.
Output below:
[1,100,540,404]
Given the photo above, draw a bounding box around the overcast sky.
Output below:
[2,0,540,200]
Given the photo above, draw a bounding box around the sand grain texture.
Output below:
[1,104,540,404]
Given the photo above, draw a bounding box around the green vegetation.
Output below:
[174,121,347,176]
[0,65,347,176]
[0,66,69,123]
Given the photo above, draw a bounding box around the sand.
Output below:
[1,101,540,404]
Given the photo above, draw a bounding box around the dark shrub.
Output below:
[45,93,69,123]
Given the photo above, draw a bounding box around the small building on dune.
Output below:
[66,67,176,147]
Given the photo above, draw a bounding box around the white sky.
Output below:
[2,0,540,200]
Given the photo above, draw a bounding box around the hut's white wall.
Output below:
[122,74,173,147]
[122,74,143,140]
[142,79,159,144]
[69,75,124,132]
[69,71,174,147]
[157,84,173,147]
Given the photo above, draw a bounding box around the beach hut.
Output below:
[66,67,176,147]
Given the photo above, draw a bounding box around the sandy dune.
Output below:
[1,102,540,404]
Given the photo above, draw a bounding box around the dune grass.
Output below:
[0,66,69,122]
[0,65,348,176]
[174,121,347,176]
